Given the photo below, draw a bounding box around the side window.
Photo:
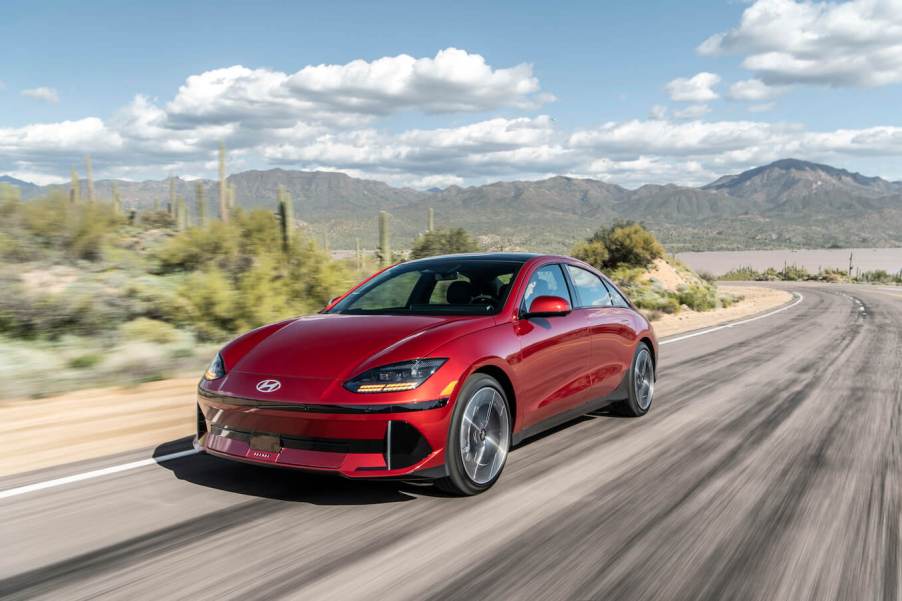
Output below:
[565,265,611,308]
[522,264,571,310]
[604,280,631,308]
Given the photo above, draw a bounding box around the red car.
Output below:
[196,253,657,495]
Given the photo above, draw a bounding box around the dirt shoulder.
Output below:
[650,284,793,338]
[0,284,793,477]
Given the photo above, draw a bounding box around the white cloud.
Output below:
[164,48,549,130]
[673,104,711,119]
[21,87,60,103]
[728,78,787,101]
[699,0,902,87]
[649,105,668,120]
[285,47,551,114]
[665,72,720,102]
[569,119,788,157]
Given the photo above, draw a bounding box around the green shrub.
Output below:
[575,222,664,269]
[571,240,609,270]
[410,228,479,259]
[120,318,180,344]
[68,353,102,369]
[676,284,717,312]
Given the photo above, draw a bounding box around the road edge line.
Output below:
[660,292,804,346]
[0,448,199,500]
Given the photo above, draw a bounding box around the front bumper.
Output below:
[196,386,452,478]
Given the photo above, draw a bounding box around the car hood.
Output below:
[229,313,486,379]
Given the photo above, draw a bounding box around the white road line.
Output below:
[0,448,199,500]
[1,290,807,501]
[660,293,804,346]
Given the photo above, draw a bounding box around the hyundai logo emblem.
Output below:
[256,379,282,393]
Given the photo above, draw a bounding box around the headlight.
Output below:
[203,353,226,381]
[344,358,447,393]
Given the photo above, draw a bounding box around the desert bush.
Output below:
[120,318,180,344]
[781,264,810,281]
[570,240,609,270]
[410,228,479,259]
[575,222,664,269]
[676,284,717,311]
[68,353,103,369]
[719,266,762,281]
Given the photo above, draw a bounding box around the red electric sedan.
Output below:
[196,253,657,495]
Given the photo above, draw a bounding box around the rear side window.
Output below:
[604,280,631,308]
[565,265,611,308]
[522,264,571,310]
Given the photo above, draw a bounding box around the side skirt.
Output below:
[511,374,630,447]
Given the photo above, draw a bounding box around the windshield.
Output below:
[329,258,524,316]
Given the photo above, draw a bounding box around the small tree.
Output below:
[574,222,664,269]
[571,239,609,270]
[410,227,479,260]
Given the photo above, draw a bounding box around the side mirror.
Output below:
[524,295,571,318]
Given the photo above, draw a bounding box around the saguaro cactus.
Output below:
[378,211,391,267]
[168,177,177,217]
[195,182,207,226]
[277,184,295,250]
[427,207,434,232]
[176,195,188,230]
[355,238,362,271]
[69,169,80,204]
[111,183,122,215]
[85,155,95,203]
[218,143,229,222]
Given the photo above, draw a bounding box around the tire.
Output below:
[614,342,655,417]
[435,374,511,496]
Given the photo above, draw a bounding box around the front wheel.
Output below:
[615,343,655,417]
[435,374,511,496]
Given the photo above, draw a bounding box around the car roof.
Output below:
[403,252,547,264]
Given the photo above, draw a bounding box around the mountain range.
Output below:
[4,158,902,252]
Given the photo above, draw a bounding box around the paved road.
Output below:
[2,283,901,601]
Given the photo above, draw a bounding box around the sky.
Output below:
[2,0,902,188]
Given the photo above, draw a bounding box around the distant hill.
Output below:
[0,175,40,197]
[9,158,902,252]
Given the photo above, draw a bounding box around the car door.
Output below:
[564,264,629,400]
[512,263,591,428]
[602,276,642,369]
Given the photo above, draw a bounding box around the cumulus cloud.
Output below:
[728,78,787,101]
[666,72,721,102]
[699,0,902,87]
[21,87,60,103]
[164,48,549,130]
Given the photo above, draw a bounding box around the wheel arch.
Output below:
[470,363,517,432]
[639,336,657,371]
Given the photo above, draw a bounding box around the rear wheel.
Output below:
[615,343,655,417]
[435,374,511,496]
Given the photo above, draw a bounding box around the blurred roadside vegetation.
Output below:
[0,183,356,398]
[0,184,749,399]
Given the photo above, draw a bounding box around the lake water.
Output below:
[676,247,902,276]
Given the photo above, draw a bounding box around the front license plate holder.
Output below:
[249,434,282,453]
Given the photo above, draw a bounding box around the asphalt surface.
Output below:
[2,283,901,601]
